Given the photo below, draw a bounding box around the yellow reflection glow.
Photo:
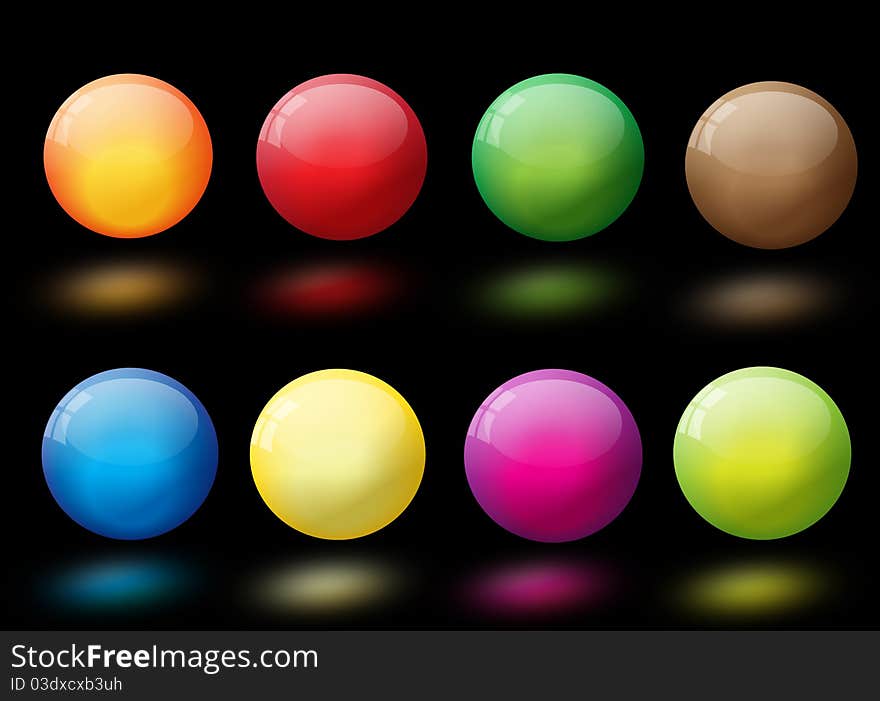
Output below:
[246,558,407,615]
[43,260,203,317]
[684,271,843,327]
[676,560,835,619]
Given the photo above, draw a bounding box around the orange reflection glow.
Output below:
[683,270,844,328]
[42,260,203,317]
[254,261,407,319]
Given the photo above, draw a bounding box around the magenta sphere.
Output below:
[464,369,642,542]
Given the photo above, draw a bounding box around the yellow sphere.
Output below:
[250,370,425,539]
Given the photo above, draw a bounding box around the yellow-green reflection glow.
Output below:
[43,260,203,317]
[246,558,407,615]
[676,560,835,619]
[472,263,629,321]
[684,271,843,328]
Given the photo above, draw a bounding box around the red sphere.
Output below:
[257,74,427,240]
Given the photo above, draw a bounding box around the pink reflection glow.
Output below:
[253,261,407,319]
[461,559,615,618]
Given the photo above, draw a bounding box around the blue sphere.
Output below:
[42,368,218,539]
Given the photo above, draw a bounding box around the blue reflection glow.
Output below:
[41,557,196,613]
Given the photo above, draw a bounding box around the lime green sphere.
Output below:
[674,367,850,540]
[472,73,644,242]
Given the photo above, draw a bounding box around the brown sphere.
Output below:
[685,82,857,249]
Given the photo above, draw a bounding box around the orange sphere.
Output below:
[44,74,212,238]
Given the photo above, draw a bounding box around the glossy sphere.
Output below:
[686,82,857,249]
[464,370,642,542]
[674,367,850,539]
[472,74,644,241]
[257,74,427,240]
[44,74,212,238]
[42,369,218,539]
[251,370,425,539]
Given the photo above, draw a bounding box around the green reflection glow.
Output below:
[474,264,627,320]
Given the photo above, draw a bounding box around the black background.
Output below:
[5,13,876,629]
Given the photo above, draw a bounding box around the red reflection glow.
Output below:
[254,262,407,319]
[461,559,615,618]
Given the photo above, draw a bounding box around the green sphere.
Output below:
[674,367,851,540]
[472,73,644,242]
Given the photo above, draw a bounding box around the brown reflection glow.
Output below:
[43,260,204,317]
[683,270,845,327]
